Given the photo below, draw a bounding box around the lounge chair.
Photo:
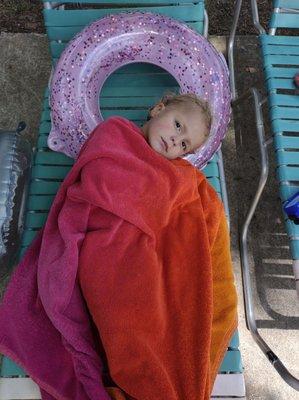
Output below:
[0,1,246,398]
[228,0,299,392]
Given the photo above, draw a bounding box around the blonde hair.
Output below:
[147,92,212,137]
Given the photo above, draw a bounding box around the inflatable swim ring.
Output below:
[48,11,231,169]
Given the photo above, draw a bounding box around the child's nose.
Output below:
[170,137,178,146]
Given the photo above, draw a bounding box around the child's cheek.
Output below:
[153,121,171,136]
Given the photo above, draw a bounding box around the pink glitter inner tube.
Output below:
[48,11,231,169]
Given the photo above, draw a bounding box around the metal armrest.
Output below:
[203,8,209,39]
[228,0,267,100]
[250,0,266,35]
[44,2,65,9]
[228,0,243,100]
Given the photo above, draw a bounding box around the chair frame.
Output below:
[228,0,299,391]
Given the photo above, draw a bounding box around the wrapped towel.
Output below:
[0,116,237,399]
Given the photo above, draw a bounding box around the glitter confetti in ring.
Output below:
[48,11,231,169]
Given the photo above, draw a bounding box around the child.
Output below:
[0,91,237,400]
[140,92,212,160]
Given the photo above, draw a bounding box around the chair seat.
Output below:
[0,86,241,393]
[0,332,244,399]
[260,34,299,255]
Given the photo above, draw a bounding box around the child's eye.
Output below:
[175,120,181,132]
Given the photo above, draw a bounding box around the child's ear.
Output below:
[150,102,165,118]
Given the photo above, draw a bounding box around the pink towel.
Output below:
[0,117,144,399]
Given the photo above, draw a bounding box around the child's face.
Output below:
[141,102,209,160]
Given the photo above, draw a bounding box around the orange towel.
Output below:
[77,117,238,399]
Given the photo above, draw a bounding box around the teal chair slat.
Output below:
[25,212,48,229]
[280,183,299,201]
[285,218,299,238]
[124,62,182,74]
[19,246,29,259]
[202,162,219,178]
[130,120,145,126]
[43,0,203,3]
[103,110,148,120]
[272,106,299,120]
[267,77,299,90]
[264,54,299,67]
[41,109,50,122]
[277,165,299,181]
[43,4,204,27]
[277,150,299,165]
[35,151,74,166]
[37,135,49,148]
[208,153,219,163]
[229,331,240,349]
[219,350,243,373]
[205,177,220,192]
[101,85,179,97]
[264,66,299,79]
[0,357,26,377]
[274,0,299,8]
[106,63,179,75]
[290,239,299,259]
[269,94,299,107]
[40,122,51,135]
[270,13,299,29]
[99,73,177,88]
[261,35,299,45]
[263,45,299,56]
[21,230,38,247]
[32,165,72,180]
[43,96,50,110]
[29,180,62,195]
[101,97,160,108]
[275,135,299,149]
[272,119,299,133]
[27,195,55,211]
[49,41,66,61]
[48,21,203,43]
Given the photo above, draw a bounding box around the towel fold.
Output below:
[0,116,237,400]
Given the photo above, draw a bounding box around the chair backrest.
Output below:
[43,0,205,127]
[43,0,205,64]
[269,0,299,32]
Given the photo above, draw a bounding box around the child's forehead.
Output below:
[168,102,204,120]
